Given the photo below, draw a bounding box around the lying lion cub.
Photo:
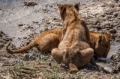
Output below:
[51,3,94,72]
[89,31,111,60]
[7,28,62,53]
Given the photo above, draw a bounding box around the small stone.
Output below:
[114,0,119,3]
[116,38,120,43]
[32,21,39,24]
[111,34,116,40]
[46,22,50,24]
[113,12,118,18]
[105,10,113,15]
[109,4,115,8]
[110,29,116,34]
[53,18,57,20]
[18,24,24,26]
[103,66,113,73]
[23,2,37,6]
[44,28,48,31]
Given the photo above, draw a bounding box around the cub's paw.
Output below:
[69,63,78,73]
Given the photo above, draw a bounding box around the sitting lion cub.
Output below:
[51,3,94,72]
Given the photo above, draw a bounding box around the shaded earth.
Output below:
[0,0,120,79]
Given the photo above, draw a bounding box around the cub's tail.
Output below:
[6,40,36,54]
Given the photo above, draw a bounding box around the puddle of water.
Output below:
[107,42,120,58]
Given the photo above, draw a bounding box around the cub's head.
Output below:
[57,2,80,20]
[95,32,111,59]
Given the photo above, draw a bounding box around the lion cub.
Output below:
[89,31,111,60]
[51,3,94,72]
[7,28,62,53]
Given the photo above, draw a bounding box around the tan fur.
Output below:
[51,3,94,72]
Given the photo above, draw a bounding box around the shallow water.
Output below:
[107,42,120,58]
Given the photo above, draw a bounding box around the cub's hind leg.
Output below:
[37,33,60,53]
[51,48,64,64]
[80,48,94,65]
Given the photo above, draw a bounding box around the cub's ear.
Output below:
[106,31,111,38]
[57,4,64,11]
[74,2,80,11]
[99,35,105,44]
[57,4,66,20]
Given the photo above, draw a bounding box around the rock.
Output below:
[108,51,120,73]
[46,22,51,24]
[105,24,113,29]
[116,38,120,43]
[53,18,57,20]
[96,62,106,68]
[105,10,113,15]
[0,43,4,49]
[44,28,49,31]
[111,34,117,40]
[109,3,115,8]
[107,15,113,20]
[118,27,120,30]
[23,2,37,6]
[114,0,119,3]
[113,12,118,18]
[96,62,113,73]
[18,24,24,26]
[32,21,39,24]
[109,29,116,33]
[103,66,113,73]
[114,7,120,12]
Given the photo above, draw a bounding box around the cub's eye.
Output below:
[105,44,110,49]
[99,36,103,44]
[104,48,107,51]
[99,35,105,44]
[99,39,102,44]
[105,45,108,48]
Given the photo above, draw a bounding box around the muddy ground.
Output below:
[0,0,120,79]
